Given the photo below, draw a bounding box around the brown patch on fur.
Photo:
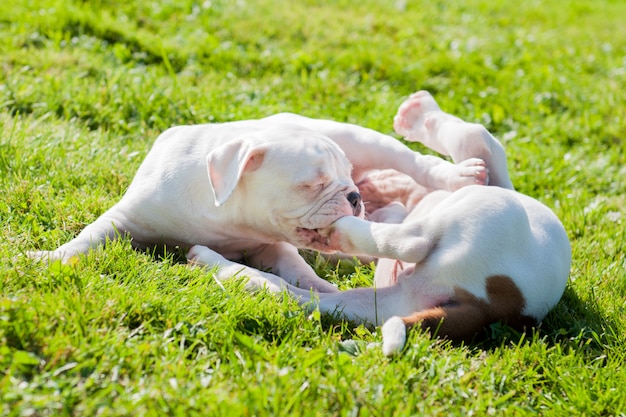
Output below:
[401,275,538,341]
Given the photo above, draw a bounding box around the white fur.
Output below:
[382,317,407,356]
[287,91,571,353]
[293,187,571,328]
[28,111,486,293]
[28,90,569,356]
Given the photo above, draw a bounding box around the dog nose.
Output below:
[347,191,362,216]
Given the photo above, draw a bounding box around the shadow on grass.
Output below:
[137,244,620,356]
[463,285,622,356]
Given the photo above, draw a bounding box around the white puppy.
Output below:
[29,112,487,293]
[291,91,571,354]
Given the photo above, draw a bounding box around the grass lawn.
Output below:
[1,0,625,415]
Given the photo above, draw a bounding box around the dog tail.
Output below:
[382,303,487,356]
[381,275,539,356]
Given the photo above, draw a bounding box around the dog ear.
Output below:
[206,138,267,206]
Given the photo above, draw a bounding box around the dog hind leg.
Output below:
[382,275,540,355]
[393,91,513,190]
[381,301,490,355]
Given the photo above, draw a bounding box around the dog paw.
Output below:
[381,316,407,356]
[26,250,77,264]
[448,157,489,189]
[26,250,50,261]
[325,228,350,253]
[326,216,363,253]
[187,245,227,266]
[393,91,442,141]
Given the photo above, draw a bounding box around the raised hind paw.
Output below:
[394,90,466,156]
[393,91,442,140]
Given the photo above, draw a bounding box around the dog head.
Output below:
[206,124,363,252]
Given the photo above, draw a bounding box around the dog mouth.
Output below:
[296,227,333,252]
[292,191,362,252]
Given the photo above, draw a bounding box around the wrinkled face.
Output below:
[243,129,363,252]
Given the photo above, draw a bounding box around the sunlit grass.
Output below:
[1,0,625,415]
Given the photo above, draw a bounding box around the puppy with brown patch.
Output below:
[293,91,571,355]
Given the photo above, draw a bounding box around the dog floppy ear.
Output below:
[206,137,267,206]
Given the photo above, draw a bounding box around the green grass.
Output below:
[1,0,625,415]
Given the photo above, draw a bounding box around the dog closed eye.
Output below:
[300,177,329,193]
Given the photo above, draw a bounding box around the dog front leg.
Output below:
[327,216,434,264]
[187,245,291,293]
[246,242,339,293]
[393,90,513,190]
[265,109,488,191]
[330,126,488,191]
